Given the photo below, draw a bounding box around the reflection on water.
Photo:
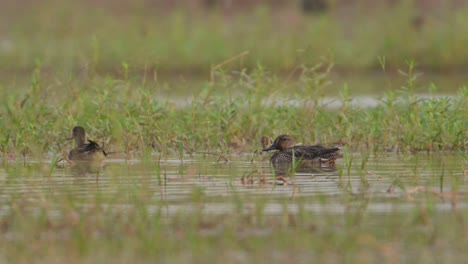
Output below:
[69,160,106,177]
[0,153,465,216]
[269,160,338,177]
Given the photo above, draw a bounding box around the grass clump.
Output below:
[0,63,465,159]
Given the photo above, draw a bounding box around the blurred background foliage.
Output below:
[1,0,467,75]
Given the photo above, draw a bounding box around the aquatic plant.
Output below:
[0,62,465,159]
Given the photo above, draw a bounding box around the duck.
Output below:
[67,126,107,162]
[262,134,341,165]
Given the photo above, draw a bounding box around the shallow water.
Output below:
[0,152,466,217]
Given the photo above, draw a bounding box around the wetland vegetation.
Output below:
[1,61,465,263]
[0,0,467,263]
[1,0,468,73]
[1,62,466,158]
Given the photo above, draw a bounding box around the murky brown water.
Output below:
[1,152,466,216]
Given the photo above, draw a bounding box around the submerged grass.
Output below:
[1,206,466,263]
[0,63,466,159]
[0,157,466,263]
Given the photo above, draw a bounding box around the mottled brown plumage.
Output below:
[263,135,341,165]
[68,126,107,161]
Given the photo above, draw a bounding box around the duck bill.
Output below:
[262,144,278,152]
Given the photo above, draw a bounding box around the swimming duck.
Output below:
[67,126,107,162]
[262,134,341,165]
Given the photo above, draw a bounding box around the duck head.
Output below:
[68,126,87,146]
[262,134,295,152]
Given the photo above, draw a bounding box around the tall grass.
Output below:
[1,1,468,73]
[0,63,465,159]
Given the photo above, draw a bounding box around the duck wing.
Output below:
[82,140,108,156]
[291,145,341,160]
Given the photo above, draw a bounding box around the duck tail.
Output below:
[319,147,342,161]
[87,140,108,156]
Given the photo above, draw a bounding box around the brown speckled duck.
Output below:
[68,126,107,162]
[263,135,342,166]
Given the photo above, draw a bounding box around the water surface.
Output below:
[1,152,465,217]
